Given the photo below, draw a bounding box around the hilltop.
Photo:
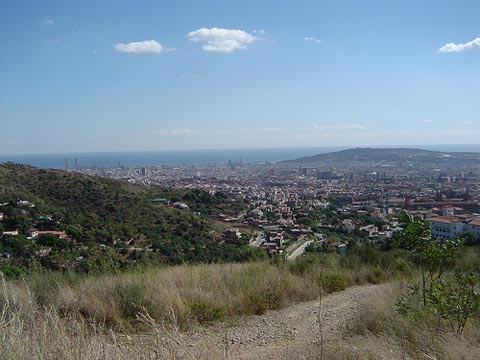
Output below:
[0,162,259,272]
[284,147,480,164]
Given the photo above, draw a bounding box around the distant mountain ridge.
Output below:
[284,147,480,164]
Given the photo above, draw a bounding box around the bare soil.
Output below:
[179,283,391,359]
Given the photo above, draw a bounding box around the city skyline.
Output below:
[1,0,480,155]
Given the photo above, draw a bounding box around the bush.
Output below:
[0,266,22,279]
[366,265,387,284]
[189,300,225,324]
[320,272,348,293]
[392,257,412,277]
[242,288,284,315]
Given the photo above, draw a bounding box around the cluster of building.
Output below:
[3,154,475,264]
[72,155,480,251]
[428,205,480,241]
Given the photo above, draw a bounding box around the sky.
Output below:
[1,0,480,155]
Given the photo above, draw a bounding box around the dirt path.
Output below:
[184,283,391,359]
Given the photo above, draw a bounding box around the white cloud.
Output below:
[464,120,472,126]
[252,29,266,35]
[187,27,256,52]
[152,126,366,138]
[143,124,480,148]
[310,123,364,132]
[438,37,480,53]
[40,17,53,25]
[113,40,168,53]
[178,74,200,80]
[153,129,192,135]
[152,127,287,137]
[304,36,322,43]
[258,127,286,133]
[423,119,435,123]
[39,38,59,45]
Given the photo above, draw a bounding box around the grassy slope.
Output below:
[1,249,479,359]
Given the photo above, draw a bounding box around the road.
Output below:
[286,239,314,260]
[250,231,265,247]
[284,234,306,254]
[182,283,394,360]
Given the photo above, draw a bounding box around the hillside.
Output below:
[0,162,259,272]
[285,147,480,164]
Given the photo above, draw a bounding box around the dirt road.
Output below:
[185,283,391,359]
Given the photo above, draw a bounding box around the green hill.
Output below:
[0,162,259,273]
[285,147,480,164]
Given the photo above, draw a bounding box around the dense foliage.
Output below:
[0,162,258,272]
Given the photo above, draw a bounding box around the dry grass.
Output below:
[41,262,318,330]
[2,259,477,359]
[0,262,321,359]
[319,282,480,360]
[0,272,220,360]
[23,256,406,332]
[0,258,387,360]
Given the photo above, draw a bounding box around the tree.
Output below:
[458,231,476,245]
[427,272,480,335]
[0,235,30,257]
[398,211,461,306]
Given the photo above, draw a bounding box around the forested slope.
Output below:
[0,162,260,272]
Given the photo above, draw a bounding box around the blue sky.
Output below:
[1,0,479,155]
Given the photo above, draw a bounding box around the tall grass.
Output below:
[20,251,412,331]
[22,262,318,331]
[0,250,418,359]
[320,282,480,360]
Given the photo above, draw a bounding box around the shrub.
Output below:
[189,300,225,324]
[392,257,412,277]
[320,272,348,293]
[0,265,22,280]
[366,265,387,284]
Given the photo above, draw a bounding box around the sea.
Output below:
[1,145,480,169]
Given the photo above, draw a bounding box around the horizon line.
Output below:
[2,143,480,158]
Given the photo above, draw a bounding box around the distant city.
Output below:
[3,145,480,256]
[64,146,480,253]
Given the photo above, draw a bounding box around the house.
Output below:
[262,242,280,255]
[247,208,264,219]
[223,228,241,242]
[266,230,284,245]
[152,198,168,204]
[428,214,479,240]
[37,230,68,239]
[337,244,348,254]
[330,242,348,253]
[360,225,378,237]
[172,202,189,209]
[464,219,480,240]
[27,229,39,239]
[443,205,455,216]
[341,219,355,232]
[17,200,35,208]
[218,214,239,222]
